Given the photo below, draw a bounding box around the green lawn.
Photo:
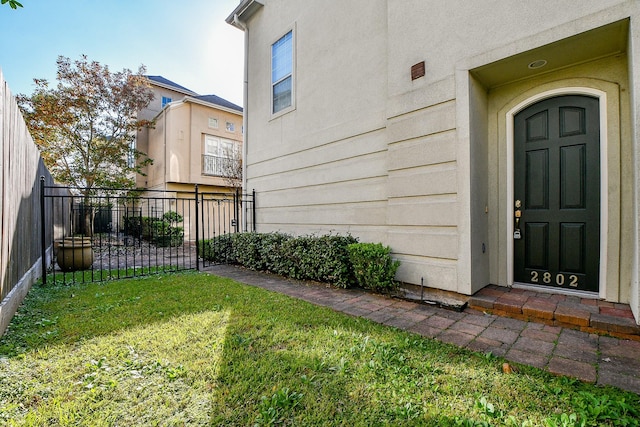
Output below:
[0,272,638,426]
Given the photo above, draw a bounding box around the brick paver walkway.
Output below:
[205,265,640,395]
[469,285,640,339]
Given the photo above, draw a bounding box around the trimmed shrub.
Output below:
[199,234,235,264]
[141,216,163,241]
[277,234,357,288]
[199,232,399,290]
[347,243,400,292]
[233,232,265,270]
[152,211,184,247]
[308,234,357,287]
[280,235,311,280]
[259,232,293,274]
[123,216,142,238]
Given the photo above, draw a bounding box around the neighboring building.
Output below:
[135,76,243,237]
[227,0,640,323]
[136,76,243,193]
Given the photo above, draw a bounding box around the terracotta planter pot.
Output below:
[57,237,93,271]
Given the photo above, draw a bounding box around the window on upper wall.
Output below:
[226,121,235,132]
[162,96,172,108]
[127,139,136,168]
[208,117,219,129]
[203,135,238,176]
[271,29,294,115]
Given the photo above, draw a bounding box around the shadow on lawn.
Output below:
[2,272,638,426]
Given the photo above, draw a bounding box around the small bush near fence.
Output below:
[200,232,399,291]
[152,211,184,247]
[200,233,234,264]
[347,243,400,292]
[124,212,184,247]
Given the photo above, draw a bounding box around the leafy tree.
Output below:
[17,55,155,235]
[1,0,23,9]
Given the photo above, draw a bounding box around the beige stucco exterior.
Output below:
[229,0,640,323]
[136,79,243,193]
[134,78,244,239]
[141,99,242,192]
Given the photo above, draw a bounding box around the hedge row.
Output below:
[199,232,399,291]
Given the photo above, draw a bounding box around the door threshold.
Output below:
[512,282,599,299]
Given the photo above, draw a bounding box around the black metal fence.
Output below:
[40,179,255,284]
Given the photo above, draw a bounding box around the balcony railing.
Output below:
[202,154,236,177]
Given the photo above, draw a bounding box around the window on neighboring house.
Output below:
[226,121,235,132]
[127,139,136,168]
[271,29,294,115]
[208,117,219,129]
[203,135,238,177]
[162,96,172,108]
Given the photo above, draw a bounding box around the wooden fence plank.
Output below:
[0,69,59,336]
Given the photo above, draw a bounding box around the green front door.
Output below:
[513,95,600,292]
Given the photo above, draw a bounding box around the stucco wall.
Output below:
[188,103,243,186]
[144,101,242,190]
[242,0,640,303]
[244,0,389,243]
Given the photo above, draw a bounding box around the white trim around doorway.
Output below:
[506,87,608,300]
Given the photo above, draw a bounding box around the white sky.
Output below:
[0,0,245,106]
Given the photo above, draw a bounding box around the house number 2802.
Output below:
[530,271,579,287]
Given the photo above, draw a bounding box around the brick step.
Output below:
[469,285,640,341]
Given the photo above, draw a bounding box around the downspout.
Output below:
[234,13,250,230]
[163,108,168,196]
[188,101,192,187]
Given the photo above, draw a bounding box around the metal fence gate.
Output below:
[40,179,255,284]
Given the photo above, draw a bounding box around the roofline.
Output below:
[146,77,198,97]
[155,96,243,118]
[184,96,243,115]
[226,0,263,29]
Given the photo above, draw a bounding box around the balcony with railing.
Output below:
[202,154,231,176]
[202,154,242,177]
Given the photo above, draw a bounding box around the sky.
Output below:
[0,0,245,106]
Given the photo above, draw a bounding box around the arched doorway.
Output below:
[512,95,600,293]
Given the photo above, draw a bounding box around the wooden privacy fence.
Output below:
[0,70,66,335]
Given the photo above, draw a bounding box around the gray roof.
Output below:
[193,94,243,112]
[146,75,196,95]
[146,75,242,112]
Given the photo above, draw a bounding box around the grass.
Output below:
[0,272,638,426]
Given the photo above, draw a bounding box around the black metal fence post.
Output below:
[195,184,199,271]
[234,188,240,233]
[252,189,256,232]
[39,185,243,284]
[40,176,47,285]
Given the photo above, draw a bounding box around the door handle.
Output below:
[514,200,522,239]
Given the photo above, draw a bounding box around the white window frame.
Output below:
[270,25,296,118]
[203,135,238,177]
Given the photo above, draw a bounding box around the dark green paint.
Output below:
[514,95,600,292]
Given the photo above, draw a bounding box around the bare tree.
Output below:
[219,143,243,190]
